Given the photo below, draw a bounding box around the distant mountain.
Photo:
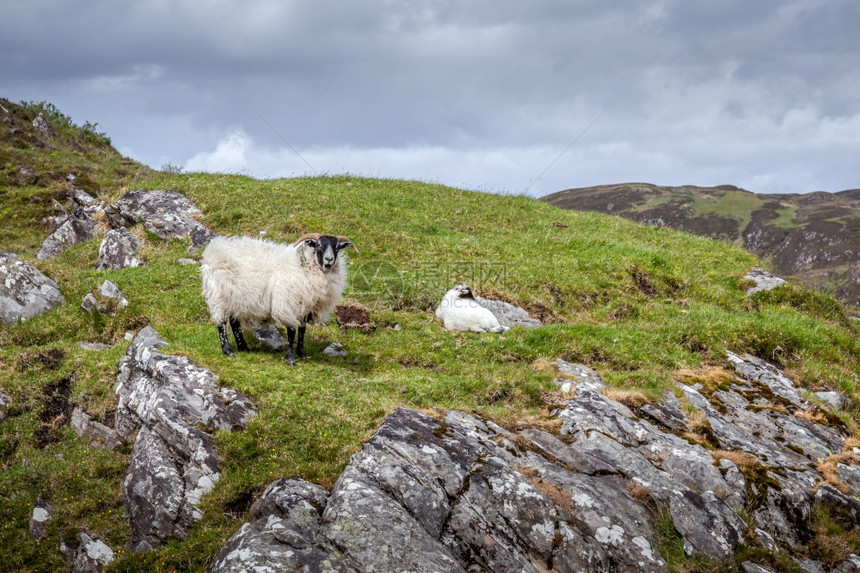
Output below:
[542,183,860,308]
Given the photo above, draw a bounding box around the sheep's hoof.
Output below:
[223,350,236,358]
[285,357,296,366]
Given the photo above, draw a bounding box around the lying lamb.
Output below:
[435,284,509,333]
[201,233,356,365]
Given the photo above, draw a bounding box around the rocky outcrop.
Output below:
[0,252,65,326]
[106,190,216,248]
[96,227,143,270]
[115,327,256,552]
[211,353,859,572]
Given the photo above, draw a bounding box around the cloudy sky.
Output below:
[2,0,858,196]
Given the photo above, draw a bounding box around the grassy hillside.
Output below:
[542,183,860,308]
[0,98,152,254]
[1,106,859,570]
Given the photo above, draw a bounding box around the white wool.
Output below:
[435,285,508,333]
[200,236,347,328]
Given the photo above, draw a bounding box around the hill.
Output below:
[541,183,860,308]
[1,101,859,571]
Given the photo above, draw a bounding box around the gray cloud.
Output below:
[2,0,858,195]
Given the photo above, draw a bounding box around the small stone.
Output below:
[0,390,11,421]
[323,342,347,357]
[255,325,287,350]
[29,498,53,541]
[96,228,143,270]
[73,532,114,572]
[71,407,122,450]
[177,258,198,265]
[78,342,112,351]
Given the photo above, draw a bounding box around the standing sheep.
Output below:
[435,284,509,333]
[200,233,356,365]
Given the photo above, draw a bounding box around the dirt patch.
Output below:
[334,304,376,333]
[16,348,66,371]
[35,375,74,448]
[631,268,658,298]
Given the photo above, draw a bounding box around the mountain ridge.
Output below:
[542,182,860,308]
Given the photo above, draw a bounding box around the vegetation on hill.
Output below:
[542,183,860,308]
[0,101,858,571]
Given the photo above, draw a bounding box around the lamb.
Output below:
[435,284,509,333]
[200,233,356,365]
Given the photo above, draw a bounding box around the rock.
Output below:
[254,325,287,350]
[32,112,54,137]
[815,484,860,526]
[0,252,66,326]
[555,359,605,391]
[475,296,542,328]
[70,407,121,450]
[96,228,143,270]
[815,390,846,411]
[29,497,53,541]
[834,555,860,573]
[0,390,11,421]
[107,189,216,248]
[177,258,197,265]
[323,342,347,357]
[741,563,776,573]
[81,280,128,317]
[77,342,112,351]
[72,189,97,206]
[754,527,779,553]
[36,209,98,259]
[744,266,787,295]
[71,532,114,573]
[208,478,354,572]
[116,327,256,551]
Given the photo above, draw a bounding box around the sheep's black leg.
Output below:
[229,316,248,351]
[217,323,235,357]
[285,327,297,366]
[296,324,307,360]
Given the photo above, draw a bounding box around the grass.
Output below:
[0,169,858,571]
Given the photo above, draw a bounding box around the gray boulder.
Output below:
[116,327,256,551]
[96,227,143,270]
[0,252,65,325]
[744,266,787,295]
[36,209,98,259]
[107,189,216,248]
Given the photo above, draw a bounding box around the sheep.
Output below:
[200,233,356,365]
[435,284,509,333]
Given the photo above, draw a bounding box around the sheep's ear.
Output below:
[336,237,358,254]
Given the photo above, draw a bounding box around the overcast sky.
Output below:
[2,0,858,196]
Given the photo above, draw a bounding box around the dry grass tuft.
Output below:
[604,388,650,409]
[626,480,656,511]
[675,366,736,395]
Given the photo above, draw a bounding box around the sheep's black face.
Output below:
[304,235,353,272]
[456,284,474,299]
